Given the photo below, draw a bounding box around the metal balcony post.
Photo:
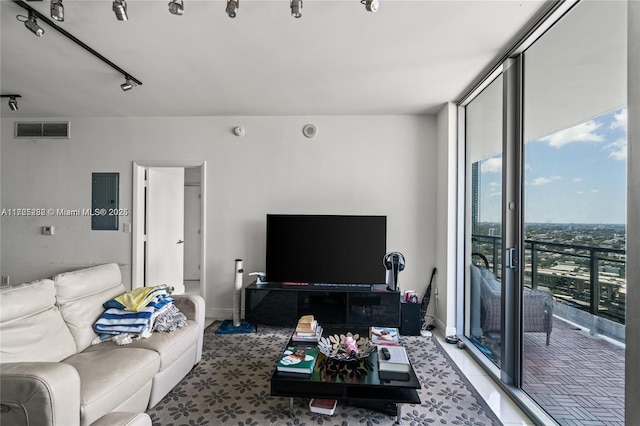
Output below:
[589,249,600,315]
[531,242,538,290]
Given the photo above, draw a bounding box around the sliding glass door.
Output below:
[463,73,505,367]
[460,1,627,424]
[521,2,627,424]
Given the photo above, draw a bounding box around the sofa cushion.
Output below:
[54,264,127,352]
[84,320,200,371]
[0,279,77,363]
[62,347,159,426]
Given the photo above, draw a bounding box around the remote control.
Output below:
[381,347,390,360]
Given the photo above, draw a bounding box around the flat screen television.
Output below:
[265,214,387,285]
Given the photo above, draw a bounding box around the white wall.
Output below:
[1,115,438,319]
[626,1,639,423]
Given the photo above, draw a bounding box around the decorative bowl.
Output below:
[317,332,375,362]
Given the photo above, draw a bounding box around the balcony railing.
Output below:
[472,234,626,324]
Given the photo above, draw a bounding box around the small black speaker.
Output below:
[400,302,421,336]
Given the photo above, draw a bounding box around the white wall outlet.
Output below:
[123,223,131,233]
[42,226,54,235]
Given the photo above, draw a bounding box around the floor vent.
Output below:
[14,122,70,139]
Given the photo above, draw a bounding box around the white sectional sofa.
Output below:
[0,263,205,426]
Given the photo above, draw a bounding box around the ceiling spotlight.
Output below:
[120,76,136,91]
[22,12,45,37]
[1,95,21,111]
[290,0,302,18]
[168,0,184,15]
[51,0,64,22]
[362,0,379,12]
[226,0,238,18]
[8,97,19,111]
[112,0,128,21]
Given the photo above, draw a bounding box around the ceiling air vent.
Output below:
[14,122,70,139]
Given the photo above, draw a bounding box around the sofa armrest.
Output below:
[172,294,205,363]
[172,294,205,324]
[1,362,81,426]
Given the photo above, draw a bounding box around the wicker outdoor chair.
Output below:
[471,253,554,345]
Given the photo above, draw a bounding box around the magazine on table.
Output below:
[369,326,400,346]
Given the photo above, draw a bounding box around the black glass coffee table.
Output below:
[270,329,421,423]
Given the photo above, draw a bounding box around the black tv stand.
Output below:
[245,283,400,328]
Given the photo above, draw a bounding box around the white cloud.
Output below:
[606,137,627,161]
[572,177,583,183]
[489,182,499,187]
[610,108,628,130]
[481,157,502,173]
[528,176,562,186]
[577,191,584,194]
[540,120,604,148]
[591,189,600,193]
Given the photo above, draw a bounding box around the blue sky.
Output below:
[478,107,627,225]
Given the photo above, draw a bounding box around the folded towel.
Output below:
[103,285,171,312]
[93,305,156,335]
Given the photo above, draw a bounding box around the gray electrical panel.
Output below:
[92,172,119,230]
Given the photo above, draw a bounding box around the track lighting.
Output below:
[226,0,238,18]
[20,12,45,36]
[1,95,21,111]
[112,0,128,21]
[168,0,184,15]
[290,0,302,18]
[120,76,136,91]
[50,0,64,22]
[362,0,379,12]
[12,1,142,89]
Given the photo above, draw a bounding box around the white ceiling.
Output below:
[0,0,546,118]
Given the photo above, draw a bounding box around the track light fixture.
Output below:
[112,0,128,21]
[226,0,238,18]
[168,0,184,15]
[120,76,137,91]
[50,0,64,21]
[290,0,302,18]
[362,0,379,12]
[17,11,45,36]
[9,97,19,111]
[1,95,21,111]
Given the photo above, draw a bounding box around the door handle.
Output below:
[177,240,184,244]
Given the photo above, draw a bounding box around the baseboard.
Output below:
[206,307,244,320]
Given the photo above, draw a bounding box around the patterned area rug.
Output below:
[147,323,501,425]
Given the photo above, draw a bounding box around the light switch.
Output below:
[42,226,54,235]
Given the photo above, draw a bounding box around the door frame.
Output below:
[132,160,207,304]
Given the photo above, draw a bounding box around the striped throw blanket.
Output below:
[93,295,174,336]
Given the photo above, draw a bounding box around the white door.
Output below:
[184,185,201,281]
[146,167,185,294]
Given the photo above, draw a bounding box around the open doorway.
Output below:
[132,161,207,301]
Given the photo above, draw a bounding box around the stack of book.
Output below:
[309,398,337,415]
[276,346,319,374]
[369,326,400,346]
[292,315,322,342]
[377,345,411,381]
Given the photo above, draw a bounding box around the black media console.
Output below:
[244,283,401,328]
